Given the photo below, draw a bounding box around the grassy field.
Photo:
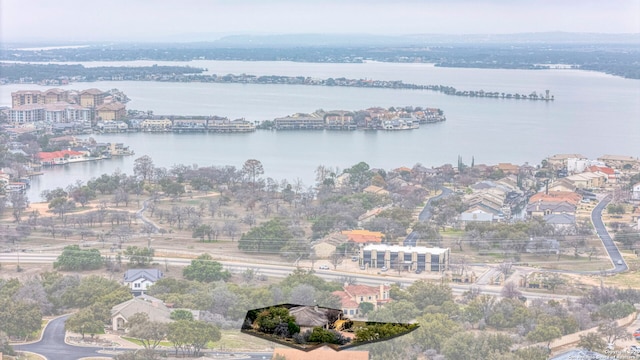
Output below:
[120,329,272,351]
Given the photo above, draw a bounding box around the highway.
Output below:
[0,252,580,302]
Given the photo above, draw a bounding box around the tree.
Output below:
[126,312,169,351]
[412,313,461,352]
[578,332,607,352]
[9,191,28,222]
[170,310,193,321]
[242,159,264,192]
[0,300,42,340]
[238,218,293,254]
[54,245,103,271]
[527,323,562,349]
[183,253,231,282]
[168,320,220,357]
[256,307,297,334]
[134,155,154,182]
[358,302,374,316]
[124,246,154,267]
[598,321,631,345]
[65,307,105,339]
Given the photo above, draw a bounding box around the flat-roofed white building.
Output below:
[360,244,450,272]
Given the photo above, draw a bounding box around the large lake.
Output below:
[1,60,638,201]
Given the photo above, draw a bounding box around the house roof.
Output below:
[526,201,576,213]
[341,230,384,244]
[272,347,369,360]
[111,295,171,323]
[543,213,576,225]
[344,284,390,298]
[362,185,388,195]
[529,191,582,205]
[332,291,359,308]
[124,269,163,283]
[80,88,105,95]
[289,306,329,328]
[459,211,494,222]
[97,102,126,111]
[37,150,83,160]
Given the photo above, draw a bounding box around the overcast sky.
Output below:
[1,0,639,42]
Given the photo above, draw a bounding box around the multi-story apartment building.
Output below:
[11,90,46,108]
[9,103,91,124]
[79,88,107,108]
[9,104,46,123]
[96,102,126,121]
[274,113,326,130]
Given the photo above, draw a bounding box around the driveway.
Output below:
[14,315,114,360]
[591,195,628,273]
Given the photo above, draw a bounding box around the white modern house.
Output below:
[123,269,163,295]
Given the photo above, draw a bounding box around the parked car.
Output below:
[351,256,358,262]
[633,328,640,339]
[359,265,366,270]
[318,265,330,270]
[380,266,388,272]
[415,268,423,274]
[630,345,640,354]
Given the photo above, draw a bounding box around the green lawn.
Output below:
[121,330,272,351]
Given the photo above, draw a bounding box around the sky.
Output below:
[1,0,639,43]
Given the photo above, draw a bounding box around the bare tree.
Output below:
[501,281,522,299]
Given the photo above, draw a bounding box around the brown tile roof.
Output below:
[340,230,384,244]
[97,102,126,111]
[332,291,359,308]
[529,191,582,205]
[80,88,105,95]
[273,346,369,360]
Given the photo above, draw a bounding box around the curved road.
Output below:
[14,315,114,360]
[404,186,453,246]
[591,194,628,273]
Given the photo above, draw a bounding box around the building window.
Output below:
[134,283,140,288]
[350,310,354,315]
[368,296,372,300]
[360,296,363,301]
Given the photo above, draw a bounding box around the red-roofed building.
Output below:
[333,284,391,317]
[586,166,617,183]
[37,150,85,166]
[341,230,384,244]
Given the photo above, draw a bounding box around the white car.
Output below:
[318,265,330,270]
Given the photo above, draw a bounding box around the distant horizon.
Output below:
[1,0,638,43]
[3,31,639,47]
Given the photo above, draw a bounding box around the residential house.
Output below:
[332,284,391,316]
[543,213,576,231]
[140,118,172,132]
[496,163,520,175]
[529,191,582,206]
[459,209,494,225]
[111,295,172,331]
[123,269,164,295]
[526,201,576,218]
[37,150,85,166]
[324,111,355,130]
[289,306,330,333]
[341,230,384,244]
[312,232,348,258]
[586,165,617,184]
[564,172,607,189]
[547,178,577,193]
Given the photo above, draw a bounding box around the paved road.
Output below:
[14,315,114,360]
[404,187,453,246]
[591,194,628,273]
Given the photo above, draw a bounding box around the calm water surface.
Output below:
[1,61,638,201]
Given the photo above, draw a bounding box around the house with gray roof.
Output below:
[111,295,171,331]
[123,269,163,295]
